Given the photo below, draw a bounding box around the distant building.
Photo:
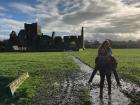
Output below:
[79,26,84,49]
[64,36,70,50]
[18,29,27,50]
[24,23,42,50]
[9,31,19,50]
[63,27,84,50]
[6,22,84,51]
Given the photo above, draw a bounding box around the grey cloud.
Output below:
[36,0,140,41]
[57,0,84,15]
[122,0,140,5]
[85,33,139,42]
[10,3,36,15]
[63,12,109,25]
[62,1,112,25]
[92,14,140,33]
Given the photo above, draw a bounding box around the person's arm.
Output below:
[109,47,112,55]
[107,47,112,56]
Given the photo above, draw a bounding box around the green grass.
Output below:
[0,52,79,105]
[79,88,91,105]
[2,49,139,104]
[73,49,140,85]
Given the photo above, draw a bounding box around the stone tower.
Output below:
[78,26,85,50]
[24,23,42,50]
[81,26,84,49]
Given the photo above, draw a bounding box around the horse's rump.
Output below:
[95,56,117,74]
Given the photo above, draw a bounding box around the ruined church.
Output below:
[4,23,84,51]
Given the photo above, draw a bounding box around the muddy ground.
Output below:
[28,54,140,105]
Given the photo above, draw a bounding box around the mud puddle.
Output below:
[68,53,140,105]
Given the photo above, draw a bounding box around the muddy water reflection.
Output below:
[69,54,136,105]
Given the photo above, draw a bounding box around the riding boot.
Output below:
[108,85,111,95]
[106,73,112,95]
[99,72,105,98]
[100,87,103,98]
[113,69,121,86]
[100,81,104,98]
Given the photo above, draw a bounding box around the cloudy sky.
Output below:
[0,0,140,41]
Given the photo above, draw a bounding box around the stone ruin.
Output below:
[0,23,84,51]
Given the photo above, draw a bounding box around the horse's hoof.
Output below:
[99,95,103,99]
[108,94,111,98]
[117,83,122,87]
[108,92,111,95]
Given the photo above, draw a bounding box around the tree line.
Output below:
[84,40,140,48]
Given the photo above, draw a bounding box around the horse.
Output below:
[88,56,121,98]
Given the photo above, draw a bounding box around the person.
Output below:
[88,40,121,98]
[102,40,121,86]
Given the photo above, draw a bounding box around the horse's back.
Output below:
[95,56,117,75]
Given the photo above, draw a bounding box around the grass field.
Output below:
[0,52,79,105]
[0,49,139,104]
[73,49,140,85]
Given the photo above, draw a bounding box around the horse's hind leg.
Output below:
[100,73,105,98]
[106,73,112,95]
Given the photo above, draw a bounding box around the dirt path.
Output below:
[69,53,140,105]
[28,53,140,105]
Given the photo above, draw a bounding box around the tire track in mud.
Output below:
[28,68,86,105]
[67,52,140,105]
[60,74,81,105]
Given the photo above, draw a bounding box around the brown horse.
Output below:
[88,56,121,98]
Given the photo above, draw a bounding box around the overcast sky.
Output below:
[0,0,140,41]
